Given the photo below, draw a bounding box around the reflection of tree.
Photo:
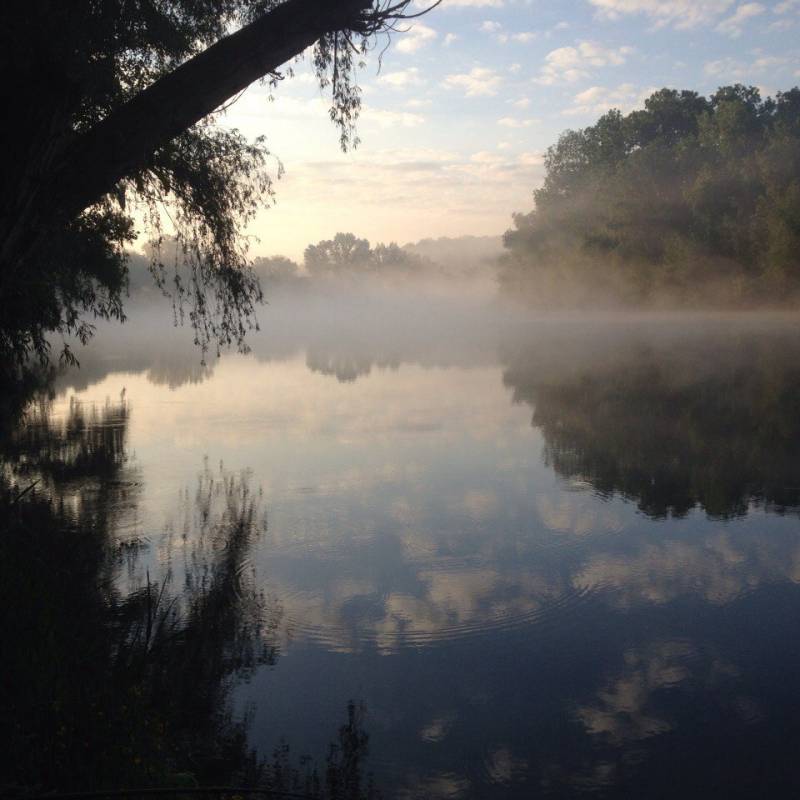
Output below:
[306,351,380,384]
[503,329,800,518]
[0,392,378,797]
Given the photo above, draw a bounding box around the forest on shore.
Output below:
[499,85,800,308]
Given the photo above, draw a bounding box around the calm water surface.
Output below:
[4,300,800,798]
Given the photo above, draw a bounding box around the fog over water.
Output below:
[10,273,800,798]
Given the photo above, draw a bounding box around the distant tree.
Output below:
[371,242,427,274]
[253,255,304,286]
[0,0,440,367]
[303,233,429,278]
[305,233,373,276]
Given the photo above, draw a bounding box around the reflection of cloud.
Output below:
[420,713,456,742]
[576,640,693,744]
[399,771,470,800]
[572,532,800,607]
[536,494,624,535]
[483,746,529,785]
[276,562,562,655]
[459,490,498,519]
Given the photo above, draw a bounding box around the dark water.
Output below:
[4,300,800,798]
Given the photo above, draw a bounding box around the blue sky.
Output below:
[221,0,800,260]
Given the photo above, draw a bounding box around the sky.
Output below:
[219,0,800,260]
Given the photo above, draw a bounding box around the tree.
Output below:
[499,84,800,308]
[303,233,429,277]
[0,0,439,367]
[305,233,373,275]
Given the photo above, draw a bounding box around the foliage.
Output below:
[500,85,800,307]
[0,1,433,365]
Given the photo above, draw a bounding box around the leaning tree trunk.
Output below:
[0,0,371,279]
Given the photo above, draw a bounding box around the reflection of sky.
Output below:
[53,331,800,799]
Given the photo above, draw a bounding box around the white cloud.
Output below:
[535,41,634,85]
[518,151,545,167]
[512,97,531,108]
[442,67,503,97]
[443,33,459,46]
[396,22,438,53]
[563,83,654,116]
[480,20,503,32]
[379,67,424,89]
[715,2,765,36]
[361,107,426,128]
[480,20,537,44]
[497,116,537,128]
[470,150,508,164]
[704,54,793,79]
[587,0,735,29]
[435,0,505,5]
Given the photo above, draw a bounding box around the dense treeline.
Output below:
[500,85,800,307]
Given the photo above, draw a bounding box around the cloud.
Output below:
[518,151,545,166]
[395,22,438,53]
[497,116,537,128]
[435,0,505,5]
[442,67,503,96]
[587,0,735,29]
[703,54,793,80]
[715,2,765,36]
[379,67,424,89]
[443,32,459,45]
[480,20,538,43]
[535,41,634,85]
[412,0,504,7]
[563,83,653,116]
[360,107,426,128]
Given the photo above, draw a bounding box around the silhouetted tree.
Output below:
[0,1,439,365]
[304,233,429,277]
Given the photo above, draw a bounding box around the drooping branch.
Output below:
[48,0,438,223]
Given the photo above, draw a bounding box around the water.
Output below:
[4,298,800,798]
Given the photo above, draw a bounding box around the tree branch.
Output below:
[50,0,376,221]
